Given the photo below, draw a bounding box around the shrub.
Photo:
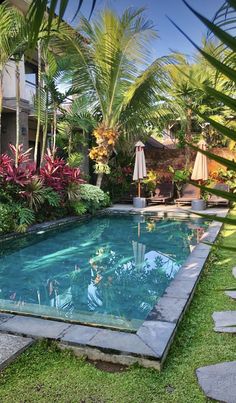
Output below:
[0,204,15,234]
[40,149,84,199]
[0,203,35,234]
[71,201,87,215]
[79,184,111,213]
[67,152,83,168]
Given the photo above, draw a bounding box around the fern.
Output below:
[44,188,61,207]
[71,201,87,215]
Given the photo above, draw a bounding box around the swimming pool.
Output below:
[0,214,207,331]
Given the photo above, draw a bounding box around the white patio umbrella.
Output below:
[133,141,147,197]
[191,139,208,182]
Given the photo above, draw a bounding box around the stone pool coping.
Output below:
[0,209,228,370]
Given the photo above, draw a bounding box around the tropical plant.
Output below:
[57,96,96,158]
[0,204,15,234]
[143,170,159,193]
[169,166,190,197]
[20,178,60,211]
[40,148,84,198]
[79,184,110,213]
[68,8,172,187]
[27,0,97,46]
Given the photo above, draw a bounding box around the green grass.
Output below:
[0,210,236,403]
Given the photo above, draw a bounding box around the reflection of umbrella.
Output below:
[191,139,208,181]
[132,241,146,269]
[133,141,147,197]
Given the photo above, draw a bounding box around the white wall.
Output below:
[3,56,27,100]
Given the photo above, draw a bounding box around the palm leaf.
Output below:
[168,17,236,84]
[190,182,236,202]
[27,0,97,47]
[193,111,236,142]
[203,85,236,112]
[183,0,236,52]
[191,212,236,226]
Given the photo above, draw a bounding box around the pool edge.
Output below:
[0,212,226,370]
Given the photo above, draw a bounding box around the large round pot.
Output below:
[191,199,206,211]
[133,197,146,208]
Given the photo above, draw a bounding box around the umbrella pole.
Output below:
[138,180,141,198]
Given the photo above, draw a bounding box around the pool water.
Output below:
[0,215,207,330]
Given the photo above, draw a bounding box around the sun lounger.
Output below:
[175,183,200,206]
[207,183,230,206]
[146,183,174,205]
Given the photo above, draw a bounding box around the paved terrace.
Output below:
[106,203,228,217]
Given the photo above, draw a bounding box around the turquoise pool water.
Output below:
[0,215,207,330]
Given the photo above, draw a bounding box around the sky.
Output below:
[63,0,223,59]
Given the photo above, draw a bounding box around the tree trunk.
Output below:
[0,71,2,154]
[52,102,57,153]
[15,60,20,167]
[34,40,42,165]
[185,108,192,167]
[40,90,49,166]
[68,127,72,157]
[96,172,103,188]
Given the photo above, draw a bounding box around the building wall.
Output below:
[3,59,27,100]
[1,109,29,153]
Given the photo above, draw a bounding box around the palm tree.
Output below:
[32,18,78,164]
[68,8,170,186]
[0,2,26,153]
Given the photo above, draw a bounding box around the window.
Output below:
[25,62,38,86]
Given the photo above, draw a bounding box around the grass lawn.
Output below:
[0,209,236,403]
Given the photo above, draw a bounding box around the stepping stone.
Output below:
[0,333,33,370]
[196,361,236,403]
[233,267,236,279]
[213,311,236,333]
[225,291,236,300]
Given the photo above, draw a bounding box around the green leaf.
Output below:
[190,182,236,202]
[191,212,236,226]
[167,17,236,84]
[203,85,236,112]
[194,111,236,142]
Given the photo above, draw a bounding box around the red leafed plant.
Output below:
[40,148,84,195]
[0,144,36,187]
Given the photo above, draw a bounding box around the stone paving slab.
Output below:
[225,291,236,300]
[61,324,99,345]
[163,279,196,299]
[213,311,236,333]
[0,314,13,324]
[0,333,34,370]
[233,267,236,279]
[0,315,71,339]
[137,321,176,358]
[196,361,236,403]
[173,259,204,282]
[147,296,187,323]
[87,329,157,357]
